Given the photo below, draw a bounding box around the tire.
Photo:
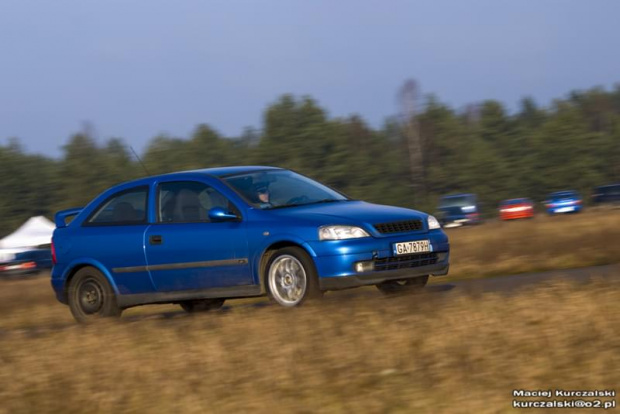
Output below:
[376,275,429,295]
[68,266,122,323]
[265,247,322,307]
[179,298,225,313]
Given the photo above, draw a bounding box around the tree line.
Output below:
[1,85,619,237]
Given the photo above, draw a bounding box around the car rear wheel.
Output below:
[266,247,322,307]
[376,275,429,295]
[68,266,122,323]
[179,298,225,313]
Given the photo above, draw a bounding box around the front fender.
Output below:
[251,233,318,286]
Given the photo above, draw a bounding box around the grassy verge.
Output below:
[0,276,618,413]
[442,209,620,281]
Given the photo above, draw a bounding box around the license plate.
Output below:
[556,206,574,213]
[393,240,431,255]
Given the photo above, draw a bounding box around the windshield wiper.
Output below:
[267,203,307,210]
[305,199,344,205]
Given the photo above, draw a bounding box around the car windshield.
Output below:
[501,198,530,206]
[551,191,578,199]
[222,169,349,209]
[439,195,476,208]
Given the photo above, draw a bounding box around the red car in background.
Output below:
[499,198,535,220]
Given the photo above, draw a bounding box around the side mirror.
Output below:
[208,207,239,222]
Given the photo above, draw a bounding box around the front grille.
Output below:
[373,220,423,234]
[374,253,438,271]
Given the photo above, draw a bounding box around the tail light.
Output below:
[51,240,57,265]
[0,261,36,271]
[21,261,37,270]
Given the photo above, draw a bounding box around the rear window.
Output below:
[501,198,530,206]
[86,186,149,225]
[551,191,578,199]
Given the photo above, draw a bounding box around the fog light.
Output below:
[436,253,447,262]
[354,261,374,273]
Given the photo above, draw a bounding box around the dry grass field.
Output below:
[0,209,618,413]
[444,209,620,280]
[1,276,618,413]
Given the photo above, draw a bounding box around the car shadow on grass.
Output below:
[121,283,458,322]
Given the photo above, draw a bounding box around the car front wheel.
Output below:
[376,275,429,295]
[266,247,322,307]
[68,266,122,323]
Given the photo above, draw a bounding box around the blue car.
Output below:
[51,167,449,322]
[544,190,583,215]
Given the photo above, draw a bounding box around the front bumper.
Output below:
[500,212,534,220]
[441,215,480,227]
[319,260,449,290]
[0,269,39,277]
[548,205,582,214]
[309,230,449,291]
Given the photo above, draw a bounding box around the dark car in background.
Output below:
[544,190,583,215]
[592,184,620,208]
[437,193,481,228]
[0,248,53,277]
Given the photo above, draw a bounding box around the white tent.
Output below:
[0,216,55,249]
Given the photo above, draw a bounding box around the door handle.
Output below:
[149,235,163,245]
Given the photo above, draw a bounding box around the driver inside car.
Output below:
[254,183,272,208]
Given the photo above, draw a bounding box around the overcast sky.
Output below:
[1,0,619,157]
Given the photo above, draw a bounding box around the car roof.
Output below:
[116,166,284,187]
[550,190,578,196]
[188,165,283,177]
[441,193,475,199]
[86,166,283,197]
[596,183,620,190]
[502,198,530,203]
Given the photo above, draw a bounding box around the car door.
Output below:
[144,179,252,292]
[76,185,154,295]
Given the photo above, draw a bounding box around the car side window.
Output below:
[86,186,148,225]
[158,181,239,223]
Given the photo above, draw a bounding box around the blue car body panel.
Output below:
[51,167,450,307]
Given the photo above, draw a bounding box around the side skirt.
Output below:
[116,284,262,308]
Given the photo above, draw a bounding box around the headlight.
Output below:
[319,225,370,240]
[427,215,441,230]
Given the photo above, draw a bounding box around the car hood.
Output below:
[267,200,428,225]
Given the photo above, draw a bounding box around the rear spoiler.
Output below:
[55,207,84,228]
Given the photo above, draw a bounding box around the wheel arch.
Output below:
[63,259,119,300]
[256,240,316,294]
